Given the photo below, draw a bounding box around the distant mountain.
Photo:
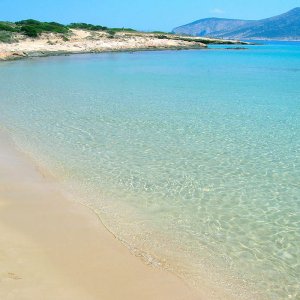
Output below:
[173,8,300,40]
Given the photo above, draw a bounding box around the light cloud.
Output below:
[210,8,225,15]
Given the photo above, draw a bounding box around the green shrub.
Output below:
[40,23,67,34]
[0,22,18,32]
[68,23,107,31]
[62,35,69,41]
[21,25,39,37]
[15,19,41,26]
[151,31,166,34]
[106,29,116,36]
[156,35,168,39]
[109,27,136,32]
[17,19,68,37]
[0,31,14,43]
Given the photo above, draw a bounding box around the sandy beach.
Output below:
[0,30,250,299]
[0,131,207,299]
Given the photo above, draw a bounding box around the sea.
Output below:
[0,41,299,299]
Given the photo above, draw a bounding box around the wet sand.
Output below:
[0,131,205,299]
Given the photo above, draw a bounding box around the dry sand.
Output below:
[0,131,205,299]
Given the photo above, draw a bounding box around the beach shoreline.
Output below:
[0,46,204,62]
[0,33,299,300]
[0,130,209,299]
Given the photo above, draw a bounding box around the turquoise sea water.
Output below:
[0,42,299,299]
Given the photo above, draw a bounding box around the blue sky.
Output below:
[1,0,300,31]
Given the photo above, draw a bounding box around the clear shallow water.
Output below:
[0,43,299,299]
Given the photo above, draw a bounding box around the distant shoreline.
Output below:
[172,8,300,41]
[0,29,250,62]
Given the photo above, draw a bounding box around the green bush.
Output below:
[156,35,168,39]
[106,29,116,36]
[15,19,41,26]
[68,23,107,31]
[20,25,39,37]
[62,35,69,41]
[0,22,18,32]
[109,27,136,33]
[40,23,67,34]
[151,31,166,34]
[0,31,14,43]
[17,19,68,37]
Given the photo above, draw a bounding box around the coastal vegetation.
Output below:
[17,20,68,37]
[0,19,138,40]
[0,22,18,42]
[68,23,108,31]
[0,22,18,32]
[0,31,14,43]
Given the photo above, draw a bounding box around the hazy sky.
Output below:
[1,0,300,31]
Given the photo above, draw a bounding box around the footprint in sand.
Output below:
[7,272,22,280]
